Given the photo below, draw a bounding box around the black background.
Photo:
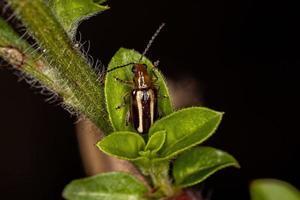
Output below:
[0,0,299,199]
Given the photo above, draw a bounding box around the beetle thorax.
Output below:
[137,72,149,88]
[133,64,151,89]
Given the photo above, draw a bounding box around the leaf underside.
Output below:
[250,179,300,200]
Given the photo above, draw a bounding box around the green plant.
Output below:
[250,179,300,200]
[0,1,239,199]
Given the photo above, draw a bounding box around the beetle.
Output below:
[106,23,165,134]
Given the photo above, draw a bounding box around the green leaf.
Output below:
[250,179,300,200]
[63,172,148,200]
[145,131,166,154]
[105,48,173,132]
[149,107,223,159]
[49,0,109,38]
[97,131,145,160]
[173,147,239,187]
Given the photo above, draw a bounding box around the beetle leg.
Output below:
[158,93,168,99]
[151,69,159,83]
[155,85,168,99]
[116,92,130,109]
[125,111,131,126]
[113,76,134,87]
[151,59,160,83]
[158,109,163,119]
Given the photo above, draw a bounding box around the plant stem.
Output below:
[149,161,174,198]
[136,159,174,198]
[0,18,76,106]
[4,0,112,133]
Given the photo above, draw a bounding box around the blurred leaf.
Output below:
[105,48,173,132]
[149,107,223,159]
[97,131,145,160]
[49,0,109,37]
[63,172,148,200]
[251,179,300,200]
[173,147,239,187]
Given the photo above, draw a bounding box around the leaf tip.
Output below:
[96,139,105,151]
[234,161,241,169]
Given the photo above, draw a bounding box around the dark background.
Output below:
[0,0,299,199]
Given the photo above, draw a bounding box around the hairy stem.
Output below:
[149,161,174,198]
[0,18,75,104]
[135,159,174,198]
[3,0,112,133]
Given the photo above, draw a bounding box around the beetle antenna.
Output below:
[106,62,135,73]
[107,23,165,73]
[138,23,165,63]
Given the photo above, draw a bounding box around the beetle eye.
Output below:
[143,64,148,69]
[131,66,136,73]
